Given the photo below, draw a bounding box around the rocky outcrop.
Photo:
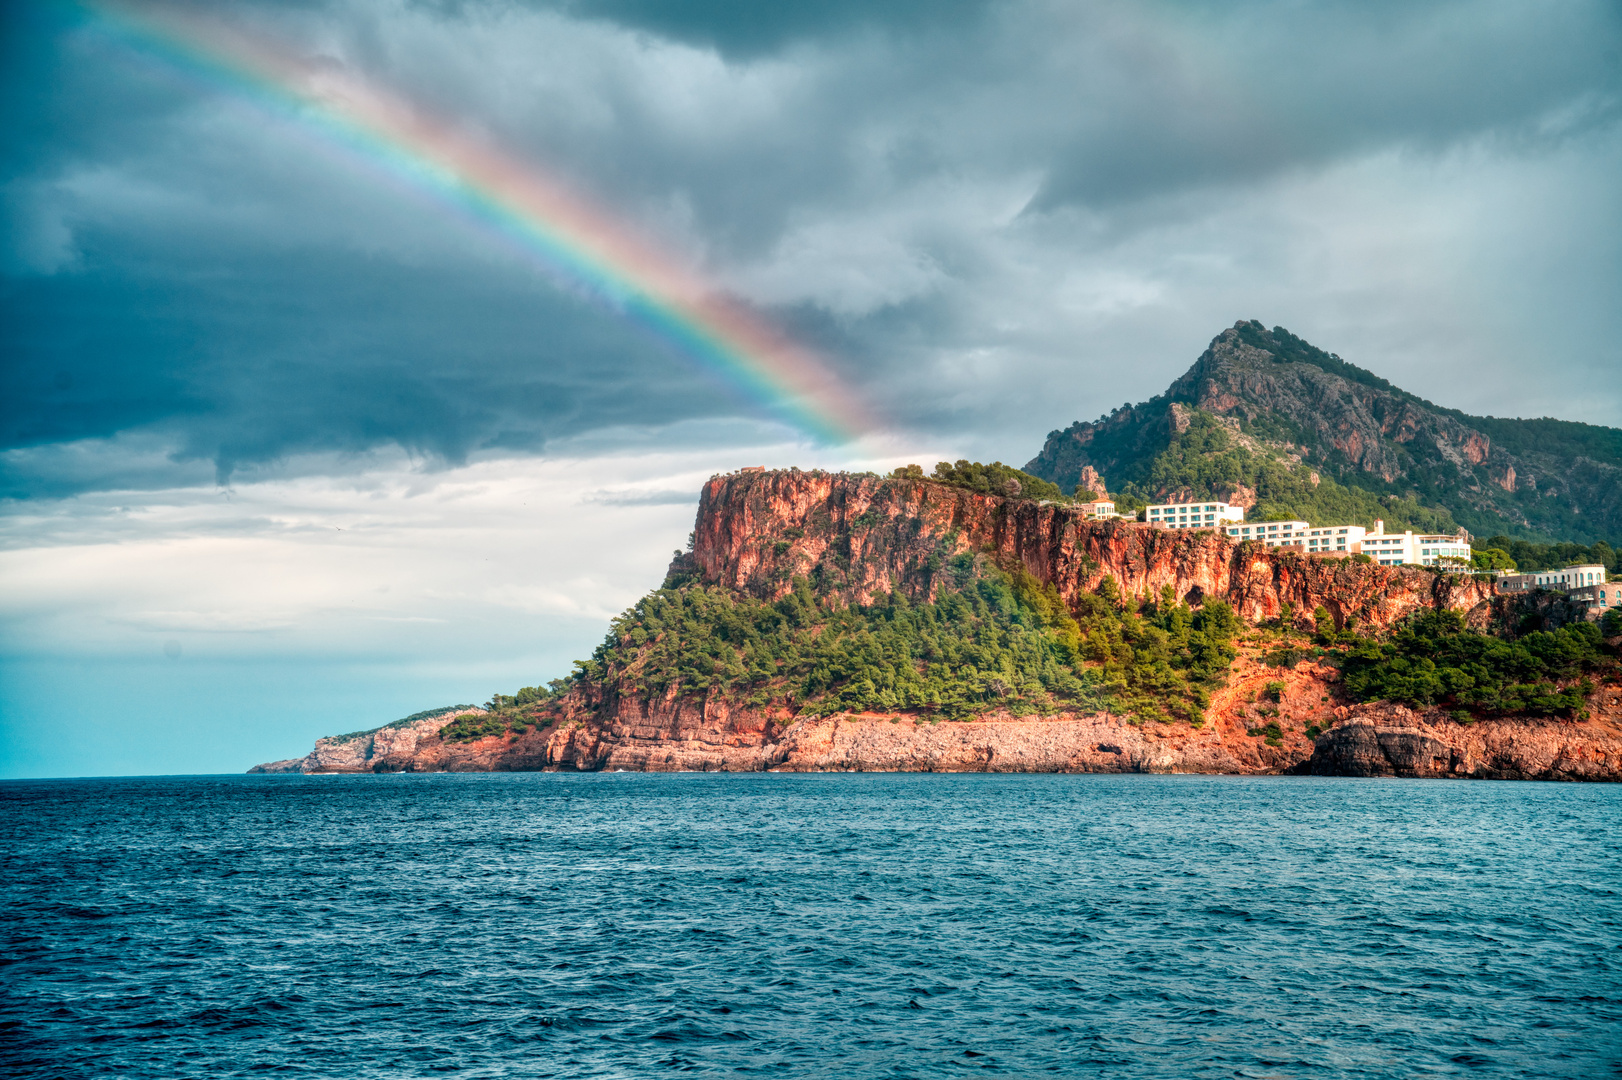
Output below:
[688,468,1493,630]
[1308,699,1622,781]
[1027,320,1622,544]
[247,758,304,774]
[252,708,484,774]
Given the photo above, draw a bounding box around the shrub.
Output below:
[1340,609,1612,717]
[1246,720,1284,746]
[928,460,1073,503]
[440,712,510,742]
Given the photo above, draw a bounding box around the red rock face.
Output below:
[691,470,1494,631]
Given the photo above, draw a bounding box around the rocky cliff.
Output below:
[251,470,1622,781]
[1027,321,1622,545]
[684,467,1492,630]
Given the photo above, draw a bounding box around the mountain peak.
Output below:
[1025,323,1621,545]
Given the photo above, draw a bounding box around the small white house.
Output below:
[1076,499,1117,519]
[1147,501,1245,529]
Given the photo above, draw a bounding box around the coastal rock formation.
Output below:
[1307,701,1622,782]
[252,470,1621,781]
[253,656,1622,780]
[251,708,484,774]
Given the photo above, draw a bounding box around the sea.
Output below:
[1,773,1618,1078]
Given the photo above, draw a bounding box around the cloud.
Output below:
[0,0,1617,501]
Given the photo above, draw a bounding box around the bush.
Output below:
[928,460,1073,503]
[440,712,510,742]
[1264,645,1309,668]
[1246,720,1284,746]
[1340,610,1612,717]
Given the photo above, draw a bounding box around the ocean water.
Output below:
[1,774,1618,1079]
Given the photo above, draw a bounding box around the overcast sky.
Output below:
[3,0,1620,776]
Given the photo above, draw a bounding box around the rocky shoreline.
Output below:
[252,678,1622,781]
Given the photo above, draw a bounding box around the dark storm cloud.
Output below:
[0,229,758,495]
[2,0,1619,497]
[556,0,993,59]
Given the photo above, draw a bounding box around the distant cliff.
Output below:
[249,706,483,773]
[251,470,1621,781]
[1026,321,1622,545]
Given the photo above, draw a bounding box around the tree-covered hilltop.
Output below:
[1026,321,1622,546]
[891,460,1076,503]
[452,554,1242,738]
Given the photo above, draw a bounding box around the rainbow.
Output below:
[80,1,872,442]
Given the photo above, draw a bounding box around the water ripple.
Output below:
[2,773,1619,1078]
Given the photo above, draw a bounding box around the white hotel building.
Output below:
[1361,524,1473,568]
[1497,564,1608,592]
[1145,502,1245,529]
[1497,564,1618,615]
[1222,519,1308,546]
[1144,499,1474,569]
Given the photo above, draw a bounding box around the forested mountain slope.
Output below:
[1026,321,1621,545]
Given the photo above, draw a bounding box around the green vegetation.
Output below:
[1340,610,1613,718]
[1111,492,1147,515]
[502,558,1240,727]
[1245,720,1284,746]
[894,460,1075,503]
[1475,536,1618,575]
[1470,547,1517,572]
[330,704,478,744]
[1119,410,1459,533]
[1028,321,1622,547]
[440,711,515,742]
[1444,415,1622,475]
